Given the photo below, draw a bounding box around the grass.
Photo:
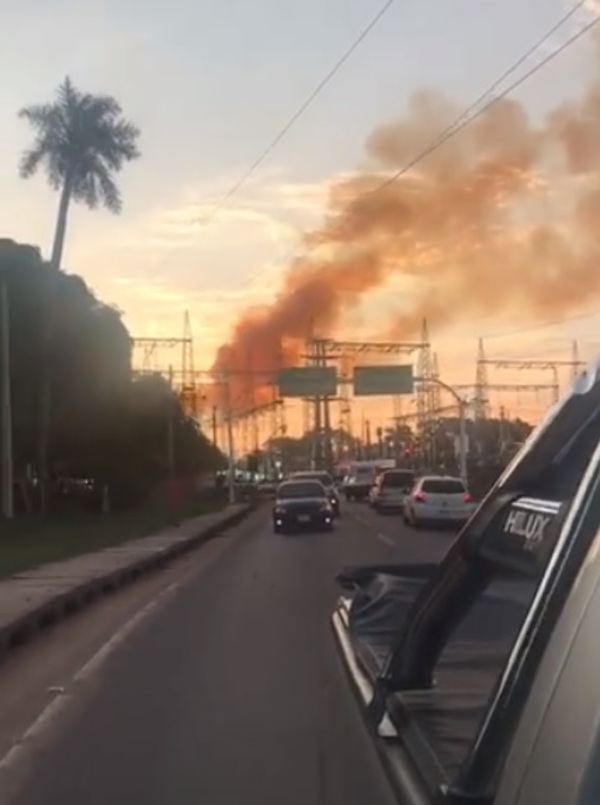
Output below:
[0,496,227,580]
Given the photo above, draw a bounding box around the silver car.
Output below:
[371,469,416,513]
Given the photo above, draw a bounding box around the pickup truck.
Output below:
[332,361,600,805]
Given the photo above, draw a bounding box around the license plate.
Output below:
[298,514,311,523]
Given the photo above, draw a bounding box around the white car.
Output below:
[403,475,475,528]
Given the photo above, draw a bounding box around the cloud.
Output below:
[107,259,292,367]
[61,169,344,375]
[585,1,600,16]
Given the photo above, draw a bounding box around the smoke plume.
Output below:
[212,80,600,407]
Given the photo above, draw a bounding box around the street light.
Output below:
[415,375,469,484]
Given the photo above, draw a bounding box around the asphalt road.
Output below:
[7,504,457,805]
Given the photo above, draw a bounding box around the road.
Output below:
[3,503,457,805]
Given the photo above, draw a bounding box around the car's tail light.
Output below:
[463,493,472,503]
[414,491,426,502]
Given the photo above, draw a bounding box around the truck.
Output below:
[342,459,396,502]
[332,360,600,804]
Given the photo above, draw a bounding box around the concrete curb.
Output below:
[0,503,255,661]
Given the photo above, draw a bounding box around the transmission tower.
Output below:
[132,336,190,373]
[180,311,199,416]
[479,353,586,406]
[474,338,490,420]
[431,351,442,412]
[338,353,353,439]
[415,319,435,439]
[306,336,426,468]
[132,313,198,415]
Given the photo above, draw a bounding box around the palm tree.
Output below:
[19,76,141,269]
[18,77,140,511]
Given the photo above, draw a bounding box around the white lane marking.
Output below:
[0,692,71,771]
[0,534,236,773]
[347,509,395,547]
[376,532,393,547]
[72,583,174,682]
[349,512,374,529]
[0,580,181,772]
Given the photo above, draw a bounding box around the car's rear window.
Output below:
[294,472,333,486]
[421,478,465,494]
[382,471,415,488]
[277,481,325,499]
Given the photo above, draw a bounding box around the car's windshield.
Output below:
[277,481,326,499]
[421,478,465,494]
[382,471,414,488]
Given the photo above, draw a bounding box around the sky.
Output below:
[2,0,600,429]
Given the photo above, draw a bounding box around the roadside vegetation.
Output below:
[0,79,226,570]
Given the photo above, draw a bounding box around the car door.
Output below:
[493,478,600,805]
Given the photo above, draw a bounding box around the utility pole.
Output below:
[0,278,14,518]
[224,373,236,505]
[416,375,468,485]
[457,399,468,484]
[211,405,218,448]
[166,365,175,479]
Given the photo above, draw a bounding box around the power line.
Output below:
[181,3,599,344]
[210,1,593,305]
[202,0,396,223]
[153,0,396,276]
[371,7,596,196]
[482,309,600,341]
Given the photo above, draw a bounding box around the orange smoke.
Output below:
[213,79,600,407]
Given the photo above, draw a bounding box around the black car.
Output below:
[290,471,341,516]
[343,469,376,502]
[332,361,600,804]
[273,480,334,533]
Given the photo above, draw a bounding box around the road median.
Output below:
[0,502,254,660]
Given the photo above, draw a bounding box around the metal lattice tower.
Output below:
[415,319,434,434]
[180,311,198,416]
[132,336,191,373]
[306,336,426,466]
[338,352,353,438]
[182,311,194,385]
[473,337,490,420]
[431,352,442,413]
[479,354,586,406]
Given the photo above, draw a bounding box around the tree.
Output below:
[1,240,225,514]
[18,76,141,269]
[0,239,130,476]
[18,77,140,510]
